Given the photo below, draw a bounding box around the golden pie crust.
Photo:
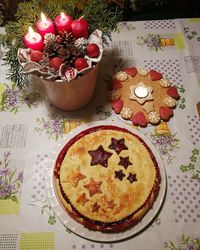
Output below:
[54,125,161,232]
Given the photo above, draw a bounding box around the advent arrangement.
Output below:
[18,12,103,82]
[1,0,121,87]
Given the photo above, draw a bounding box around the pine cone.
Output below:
[75,38,88,55]
[44,31,84,67]
[43,42,60,58]
[56,31,75,45]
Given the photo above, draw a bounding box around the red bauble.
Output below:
[71,17,89,39]
[49,57,63,70]
[30,50,43,62]
[86,43,100,58]
[74,58,88,71]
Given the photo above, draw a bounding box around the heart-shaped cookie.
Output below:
[123,67,137,77]
[110,78,122,90]
[131,111,147,127]
[149,70,163,81]
[166,86,180,99]
[112,100,123,114]
[159,106,173,121]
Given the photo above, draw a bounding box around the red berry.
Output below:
[49,57,63,70]
[86,43,100,58]
[30,50,43,62]
[74,58,89,71]
[111,100,123,114]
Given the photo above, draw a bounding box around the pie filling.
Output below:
[54,125,161,231]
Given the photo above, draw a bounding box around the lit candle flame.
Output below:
[28,26,36,40]
[41,12,47,26]
[61,12,66,21]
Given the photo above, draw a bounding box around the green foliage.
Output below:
[184,27,200,41]
[164,234,200,250]
[44,0,81,19]
[48,215,57,225]
[29,197,57,226]
[2,43,28,86]
[0,82,40,112]
[137,33,163,51]
[1,0,122,88]
[177,85,186,109]
[180,148,200,181]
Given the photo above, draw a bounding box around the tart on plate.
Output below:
[109,67,180,127]
[54,125,161,232]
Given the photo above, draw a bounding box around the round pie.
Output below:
[54,125,161,232]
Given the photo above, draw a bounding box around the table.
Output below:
[0,18,200,250]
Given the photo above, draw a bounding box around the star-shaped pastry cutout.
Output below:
[84,178,103,197]
[107,199,116,210]
[118,156,132,169]
[129,82,153,104]
[115,170,126,181]
[127,172,137,183]
[88,145,112,168]
[91,202,101,213]
[62,168,86,187]
[76,192,88,206]
[108,138,128,155]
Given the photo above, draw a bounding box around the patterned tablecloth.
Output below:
[0,18,200,250]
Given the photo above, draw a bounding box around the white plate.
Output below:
[45,121,167,242]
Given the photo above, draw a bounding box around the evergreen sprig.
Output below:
[1,0,122,88]
[82,1,121,40]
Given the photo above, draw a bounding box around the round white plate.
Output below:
[45,121,167,242]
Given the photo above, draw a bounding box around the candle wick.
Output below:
[78,15,84,21]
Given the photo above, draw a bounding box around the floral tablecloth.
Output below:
[0,18,200,250]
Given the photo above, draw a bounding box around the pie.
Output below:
[109,67,180,127]
[54,125,161,232]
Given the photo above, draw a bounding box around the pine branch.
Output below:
[2,42,28,87]
[52,0,81,18]
[81,0,122,36]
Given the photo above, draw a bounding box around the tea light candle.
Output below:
[134,86,148,98]
[71,16,89,38]
[23,27,43,51]
[36,12,55,37]
[55,12,73,32]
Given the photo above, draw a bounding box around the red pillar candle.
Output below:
[23,27,44,51]
[55,12,73,32]
[71,16,89,39]
[36,13,55,37]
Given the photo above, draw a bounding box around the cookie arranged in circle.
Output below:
[109,67,180,127]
